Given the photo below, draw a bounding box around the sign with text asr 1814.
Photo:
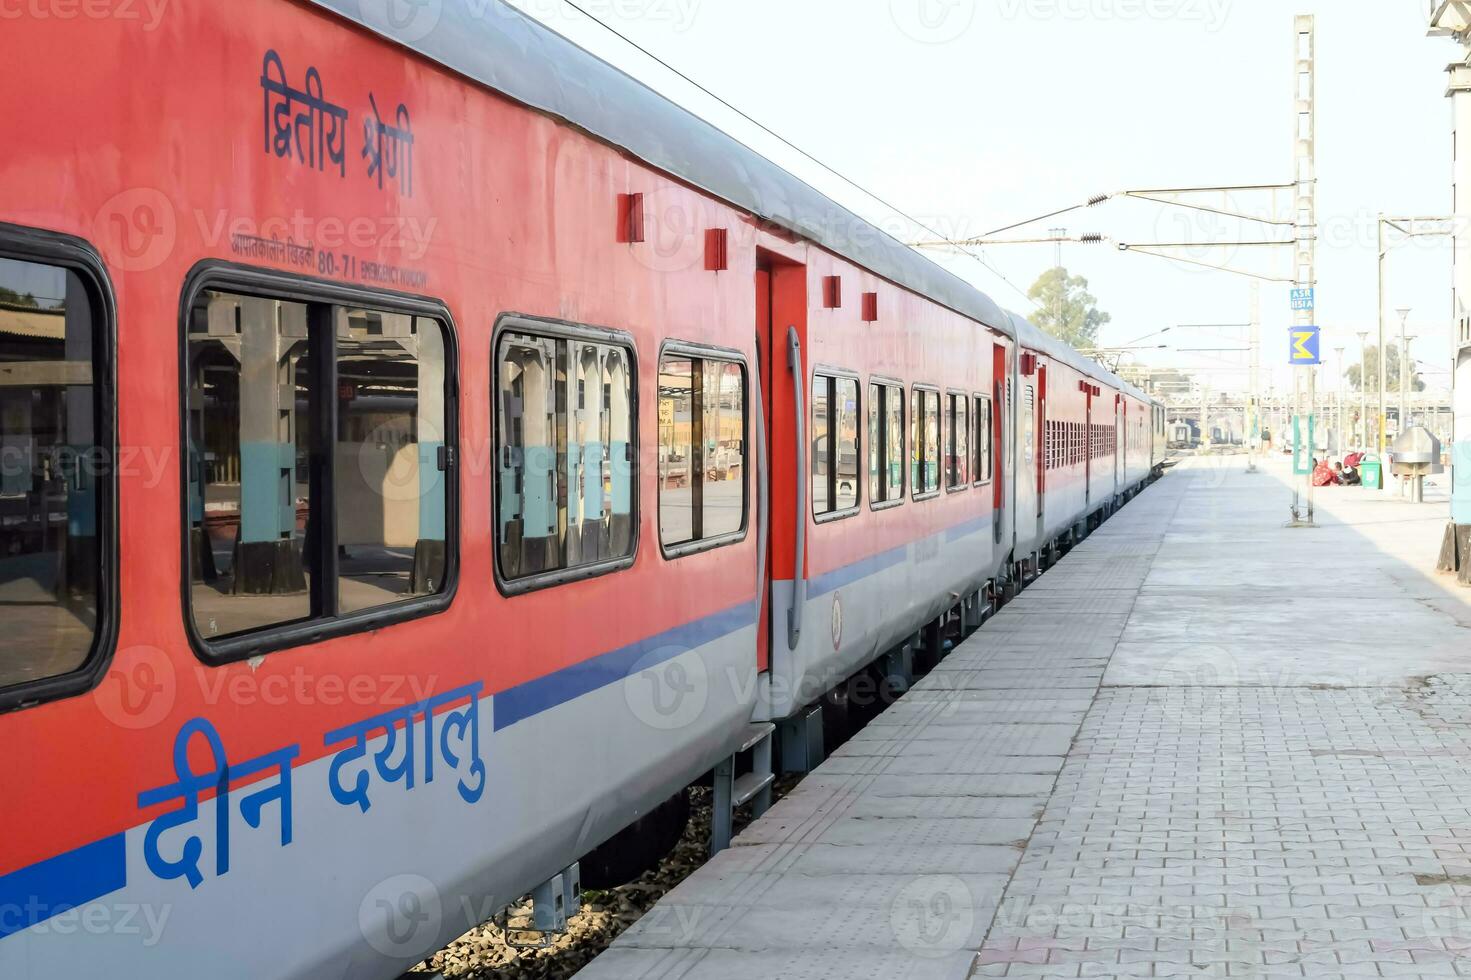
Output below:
[1291,287,1315,312]
[1289,326,1322,366]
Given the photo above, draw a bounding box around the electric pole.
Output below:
[1427,2,1471,580]
[1288,14,1318,528]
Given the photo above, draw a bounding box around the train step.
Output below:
[733,770,776,808]
[711,723,775,856]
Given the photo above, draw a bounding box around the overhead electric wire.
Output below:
[555,0,1038,309]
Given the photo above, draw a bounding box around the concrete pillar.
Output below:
[1450,61,1471,566]
[226,294,308,596]
[506,340,558,574]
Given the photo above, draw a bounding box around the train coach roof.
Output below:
[309,0,1155,408]
[1009,313,1155,404]
[309,0,1013,328]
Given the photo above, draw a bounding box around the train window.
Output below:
[910,386,941,498]
[0,252,109,697]
[336,309,448,614]
[185,280,456,659]
[867,381,905,507]
[499,329,637,576]
[657,348,746,553]
[946,392,969,490]
[189,294,315,636]
[812,375,829,514]
[812,373,859,519]
[973,394,992,485]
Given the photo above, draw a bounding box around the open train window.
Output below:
[494,319,639,586]
[973,393,993,486]
[867,379,904,509]
[910,385,941,499]
[182,266,457,663]
[0,227,116,711]
[812,370,859,521]
[656,343,746,557]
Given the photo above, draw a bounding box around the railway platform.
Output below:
[575,455,1471,979]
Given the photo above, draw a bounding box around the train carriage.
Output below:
[0,2,1160,978]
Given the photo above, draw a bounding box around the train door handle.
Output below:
[787,326,805,652]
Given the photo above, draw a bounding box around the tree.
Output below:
[1346,344,1424,394]
[1026,267,1111,349]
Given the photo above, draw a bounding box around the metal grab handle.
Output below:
[753,340,770,634]
[787,326,805,651]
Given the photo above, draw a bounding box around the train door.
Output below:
[755,252,807,680]
[1115,396,1125,496]
[992,343,1006,544]
[1036,365,1047,538]
[1084,385,1093,510]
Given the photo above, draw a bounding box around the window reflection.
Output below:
[867,383,881,502]
[499,333,637,580]
[187,292,313,638]
[835,378,859,511]
[0,257,101,688]
[811,375,830,515]
[947,393,969,489]
[336,310,447,614]
[703,360,744,539]
[658,352,746,550]
[887,387,904,499]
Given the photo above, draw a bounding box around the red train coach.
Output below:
[0,1,1160,977]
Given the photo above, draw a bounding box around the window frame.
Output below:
[945,388,970,494]
[910,383,942,501]
[811,365,861,524]
[973,392,993,487]
[657,339,749,560]
[490,314,644,589]
[0,223,118,713]
[867,375,905,513]
[179,261,460,666]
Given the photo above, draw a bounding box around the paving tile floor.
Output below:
[577,458,1471,980]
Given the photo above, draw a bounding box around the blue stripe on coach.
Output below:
[491,599,760,731]
[494,512,1000,730]
[0,833,127,939]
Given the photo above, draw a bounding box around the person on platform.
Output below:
[1311,457,1340,487]
[1339,459,1361,486]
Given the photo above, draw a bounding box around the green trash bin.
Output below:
[1360,456,1382,490]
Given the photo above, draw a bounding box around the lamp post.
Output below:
[1356,330,1369,448]
[1404,334,1417,429]
[1397,307,1412,439]
[1334,345,1345,452]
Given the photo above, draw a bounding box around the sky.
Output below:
[503,0,1456,399]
